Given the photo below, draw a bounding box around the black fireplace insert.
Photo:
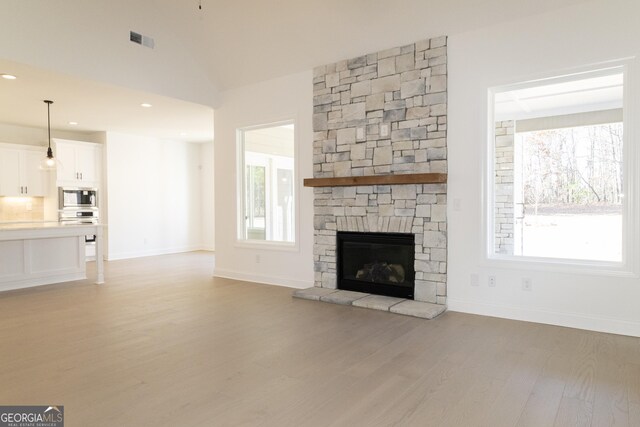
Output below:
[337,231,415,299]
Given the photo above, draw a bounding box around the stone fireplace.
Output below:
[308,36,449,307]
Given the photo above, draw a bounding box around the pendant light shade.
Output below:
[39,100,60,171]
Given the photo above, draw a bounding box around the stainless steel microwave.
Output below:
[59,187,98,209]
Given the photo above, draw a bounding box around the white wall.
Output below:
[200,142,215,251]
[209,0,640,336]
[213,71,314,288]
[0,122,102,146]
[0,1,217,106]
[447,0,640,336]
[105,133,205,260]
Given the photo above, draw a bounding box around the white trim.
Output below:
[0,142,47,152]
[52,138,103,149]
[485,88,496,262]
[0,272,86,292]
[486,58,634,93]
[448,297,640,338]
[106,245,203,261]
[234,240,298,252]
[481,255,638,279]
[236,127,245,242]
[213,267,313,289]
[485,59,638,276]
[235,117,300,250]
[622,58,640,276]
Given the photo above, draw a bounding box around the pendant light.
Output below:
[39,100,58,170]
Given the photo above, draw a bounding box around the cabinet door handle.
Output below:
[25,186,28,194]
[80,172,83,180]
[20,186,23,194]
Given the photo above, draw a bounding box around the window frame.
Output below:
[484,61,639,277]
[236,119,299,250]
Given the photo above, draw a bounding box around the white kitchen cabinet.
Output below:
[54,139,102,187]
[54,142,77,183]
[0,148,21,196]
[23,150,47,196]
[0,145,49,197]
[75,145,99,183]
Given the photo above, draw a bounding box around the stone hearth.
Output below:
[293,287,446,319]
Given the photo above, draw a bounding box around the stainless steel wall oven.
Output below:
[59,187,98,210]
[58,187,99,247]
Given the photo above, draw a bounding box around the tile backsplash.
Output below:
[0,197,45,221]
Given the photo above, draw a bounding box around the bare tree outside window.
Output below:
[516,123,623,261]
[492,69,624,262]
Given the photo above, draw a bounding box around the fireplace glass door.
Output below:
[337,232,415,299]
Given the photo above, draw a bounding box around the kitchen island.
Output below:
[0,222,104,292]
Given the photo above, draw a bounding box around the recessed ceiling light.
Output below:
[68,121,78,126]
[141,103,152,108]
[1,74,17,80]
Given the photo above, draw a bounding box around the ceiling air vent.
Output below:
[130,31,155,49]
[130,31,142,44]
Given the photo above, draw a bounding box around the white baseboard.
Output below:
[213,268,313,289]
[107,245,204,261]
[447,298,640,337]
[0,272,86,293]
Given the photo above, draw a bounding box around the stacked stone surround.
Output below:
[494,120,515,254]
[311,36,448,305]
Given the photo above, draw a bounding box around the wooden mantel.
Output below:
[303,173,447,187]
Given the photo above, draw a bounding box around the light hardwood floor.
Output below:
[0,252,638,426]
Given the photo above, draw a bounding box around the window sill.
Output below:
[483,254,638,278]
[235,239,299,252]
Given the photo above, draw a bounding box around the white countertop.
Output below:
[0,221,104,231]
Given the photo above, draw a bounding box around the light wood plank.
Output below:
[478,348,550,427]
[553,397,593,427]
[591,334,629,426]
[0,252,637,427]
[627,362,640,427]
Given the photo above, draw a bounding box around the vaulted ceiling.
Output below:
[159,0,595,92]
[0,0,595,138]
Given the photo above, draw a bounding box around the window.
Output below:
[238,122,295,244]
[490,67,627,264]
